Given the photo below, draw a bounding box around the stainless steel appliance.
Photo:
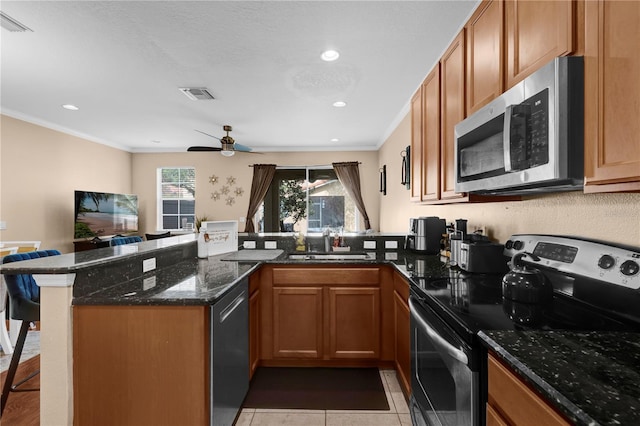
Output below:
[406,217,446,254]
[458,241,509,274]
[408,234,640,426]
[454,56,584,195]
[211,279,249,426]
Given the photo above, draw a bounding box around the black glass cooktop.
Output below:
[408,265,640,347]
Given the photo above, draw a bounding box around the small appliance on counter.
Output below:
[405,216,445,255]
[458,241,509,274]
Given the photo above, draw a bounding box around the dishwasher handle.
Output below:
[219,292,246,324]
[409,297,468,365]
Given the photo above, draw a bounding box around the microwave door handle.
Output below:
[503,104,514,172]
[409,298,468,365]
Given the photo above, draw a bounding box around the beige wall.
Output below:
[377,112,640,246]
[0,115,133,253]
[132,150,380,234]
[3,112,639,251]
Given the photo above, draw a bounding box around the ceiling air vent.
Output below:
[179,87,215,101]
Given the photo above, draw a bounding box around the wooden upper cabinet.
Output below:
[440,30,466,201]
[584,0,640,192]
[505,0,574,88]
[466,0,504,114]
[410,88,423,201]
[421,66,441,202]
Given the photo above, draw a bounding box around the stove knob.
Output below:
[505,240,514,249]
[597,254,616,270]
[513,240,524,251]
[620,260,640,277]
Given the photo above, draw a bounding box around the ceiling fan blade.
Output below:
[187,146,222,152]
[194,129,222,141]
[233,143,253,152]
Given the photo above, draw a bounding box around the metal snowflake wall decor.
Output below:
[208,174,243,206]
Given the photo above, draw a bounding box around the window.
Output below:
[256,166,359,233]
[157,167,195,230]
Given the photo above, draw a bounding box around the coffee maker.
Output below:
[405,217,445,254]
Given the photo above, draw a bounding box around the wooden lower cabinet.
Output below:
[260,265,394,366]
[328,287,380,359]
[487,353,570,426]
[393,272,411,397]
[272,286,324,358]
[73,305,210,426]
[249,278,260,379]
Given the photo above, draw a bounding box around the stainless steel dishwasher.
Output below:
[211,278,249,426]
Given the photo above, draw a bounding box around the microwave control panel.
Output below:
[507,88,549,171]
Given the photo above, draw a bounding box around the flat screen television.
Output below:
[74,190,139,239]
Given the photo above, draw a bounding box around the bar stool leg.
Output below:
[0,321,30,417]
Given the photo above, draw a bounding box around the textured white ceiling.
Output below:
[0,1,479,153]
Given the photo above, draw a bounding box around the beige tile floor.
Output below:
[235,369,411,426]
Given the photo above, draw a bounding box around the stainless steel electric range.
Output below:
[407,234,640,426]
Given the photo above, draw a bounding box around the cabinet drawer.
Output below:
[272,267,380,286]
[487,355,570,426]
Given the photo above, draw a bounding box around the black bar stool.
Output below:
[0,249,61,417]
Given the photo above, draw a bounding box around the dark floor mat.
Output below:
[243,367,390,410]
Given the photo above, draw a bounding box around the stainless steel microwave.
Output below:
[454,56,584,195]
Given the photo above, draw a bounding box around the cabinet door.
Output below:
[272,287,323,359]
[74,305,209,425]
[488,354,571,426]
[249,289,260,379]
[328,287,380,359]
[466,0,504,114]
[440,30,467,201]
[394,290,411,396]
[584,0,640,192]
[421,66,441,202]
[505,0,574,88]
[410,88,423,201]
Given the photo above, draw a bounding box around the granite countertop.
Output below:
[71,249,433,306]
[479,330,640,426]
[0,234,198,274]
[72,257,260,306]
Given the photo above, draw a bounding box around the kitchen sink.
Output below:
[287,252,376,261]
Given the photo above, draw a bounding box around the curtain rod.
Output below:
[248,162,361,168]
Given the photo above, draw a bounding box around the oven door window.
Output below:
[411,299,474,426]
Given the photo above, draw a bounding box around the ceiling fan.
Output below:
[188,125,257,156]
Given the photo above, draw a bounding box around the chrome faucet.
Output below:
[323,228,331,252]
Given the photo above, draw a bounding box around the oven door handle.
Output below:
[409,298,468,365]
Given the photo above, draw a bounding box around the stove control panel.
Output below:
[504,234,640,290]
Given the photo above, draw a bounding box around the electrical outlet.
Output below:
[363,241,376,249]
[384,240,398,249]
[243,240,256,249]
[142,257,156,273]
[143,276,156,290]
[265,241,277,249]
[0,221,6,230]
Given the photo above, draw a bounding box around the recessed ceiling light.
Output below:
[333,101,347,108]
[321,50,340,62]
[62,104,79,111]
[330,138,340,142]
[151,140,162,144]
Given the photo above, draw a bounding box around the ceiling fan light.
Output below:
[221,149,235,157]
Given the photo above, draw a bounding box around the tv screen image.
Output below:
[74,191,139,239]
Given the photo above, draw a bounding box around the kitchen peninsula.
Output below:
[2,235,639,426]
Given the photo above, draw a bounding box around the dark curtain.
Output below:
[244,164,276,233]
[332,161,371,230]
